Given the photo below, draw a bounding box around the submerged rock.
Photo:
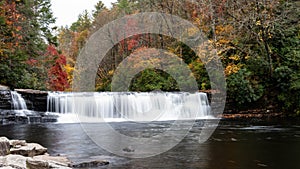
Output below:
[71,160,109,168]
[122,146,135,153]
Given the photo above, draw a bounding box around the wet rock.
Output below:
[0,137,10,156]
[71,160,109,168]
[15,89,48,112]
[123,146,135,152]
[0,90,11,110]
[10,143,47,157]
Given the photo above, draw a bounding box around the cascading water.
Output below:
[11,91,27,110]
[10,91,32,119]
[47,92,212,123]
[8,91,58,124]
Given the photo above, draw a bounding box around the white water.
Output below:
[47,92,212,123]
[11,91,27,110]
[11,91,33,117]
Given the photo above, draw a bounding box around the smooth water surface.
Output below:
[0,120,300,169]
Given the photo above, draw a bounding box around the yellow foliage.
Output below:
[256,20,261,26]
[108,70,114,76]
[225,63,243,76]
[229,55,240,61]
[187,27,198,36]
[216,25,234,35]
[64,64,75,87]
[218,39,230,44]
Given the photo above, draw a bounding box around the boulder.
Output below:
[10,143,47,157]
[0,154,72,169]
[9,140,27,148]
[26,158,49,169]
[0,154,27,169]
[33,154,71,167]
[0,137,10,156]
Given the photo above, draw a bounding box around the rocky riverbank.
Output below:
[0,137,109,169]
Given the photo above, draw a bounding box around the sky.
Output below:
[51,0,118,27]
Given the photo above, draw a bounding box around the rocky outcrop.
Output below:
[0,137,72,169]
[0,110,58,125]
[0,91,11,110]
[0,137,110,169]
[15,89,48,112]
[0,89,59,125]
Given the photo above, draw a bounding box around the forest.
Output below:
[0,0,299,115]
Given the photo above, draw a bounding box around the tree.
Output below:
[70,10,92,32]
[92,1,107,18]
[0,0,57,89]
[45,45,69,91]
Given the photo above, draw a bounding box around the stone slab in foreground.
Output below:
[0,137,110,169]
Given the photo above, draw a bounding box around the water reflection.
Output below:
[0,122,300,169]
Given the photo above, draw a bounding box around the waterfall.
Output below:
[47,92,212,122]
[11,91,27,110]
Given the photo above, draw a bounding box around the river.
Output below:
[0,119,299,169]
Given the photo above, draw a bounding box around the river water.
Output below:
[0,120,300,169]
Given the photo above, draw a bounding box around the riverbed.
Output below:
[0,119,299,169]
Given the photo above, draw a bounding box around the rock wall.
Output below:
[15,89,48,112]
[0,91,12,110]
[0,90,58,125]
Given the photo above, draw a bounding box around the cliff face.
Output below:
[0,90,58,125]
[15,89,48,112]
[0,91,12,110]
[0,89,48,112]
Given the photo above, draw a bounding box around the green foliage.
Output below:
[70,10,92,32]
[189,59,210,90]
[52,0,300,115]
[227,69,264,105]
[117,0,132,14]
[92,1,107,18]
[130,69,179,92]
[0,0,57,90]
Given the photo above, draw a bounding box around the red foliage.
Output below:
[118,17,143,55]
[26,58,38,66]
[45,45,69,91]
